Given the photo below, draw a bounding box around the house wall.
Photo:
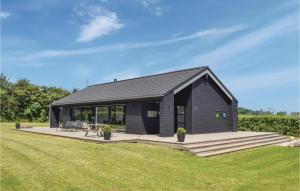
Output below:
[141,102,159,134]
[125,102,145,134]
[191,76,234,133]
[49,106,59,127]
[125,101,159,134]
[62,106,71,128]
[231,99,238,131]
[159,92,174,137]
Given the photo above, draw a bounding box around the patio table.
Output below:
[85,124,103,137]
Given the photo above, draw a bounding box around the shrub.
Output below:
[238,115,299,137]
[102,126,112,134]
[177,127,186,134]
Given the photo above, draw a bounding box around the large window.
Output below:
[96,106,109,124]
[71,107,94,123]
[82,108,94,122]
[96,105,125,125]
[115,105,125,125]
[71,108,81,121]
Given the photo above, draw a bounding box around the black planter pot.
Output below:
[104,132,111,140]
[16,124,20,129]
[177,133,185,142]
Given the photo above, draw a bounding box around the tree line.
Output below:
[238,107,299,116]
[0,74,72,122]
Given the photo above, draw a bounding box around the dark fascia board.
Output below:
[50,96,163,107]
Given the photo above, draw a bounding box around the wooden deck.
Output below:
[19,127,273,144]
[19,127,290,156]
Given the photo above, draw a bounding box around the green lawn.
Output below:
[1,123,299,191]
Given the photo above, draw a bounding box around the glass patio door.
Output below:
[176,106,185,129]
[81,107,95,123]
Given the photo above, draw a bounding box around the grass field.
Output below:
[1,123,299,191]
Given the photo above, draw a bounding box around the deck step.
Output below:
[196,139,291,157]
[185,134,280,149]
[184,133,278,146]
[190,136,288,153]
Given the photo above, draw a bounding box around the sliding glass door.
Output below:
[82,108,94,123]
[115,105,125,125]
[71,107,95,123]
[96,106,109,124]
[96,105,125,125]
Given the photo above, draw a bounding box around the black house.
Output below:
[50,66,238,137]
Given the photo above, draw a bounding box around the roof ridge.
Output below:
[88,66,207,88]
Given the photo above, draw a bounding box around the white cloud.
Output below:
[171,32,183,39]
[140,0,164,16]
[154,7,162,16]
[24,25,245,60]
[0,11,11,19]
[190,14,298,69]
[75,4,124,42]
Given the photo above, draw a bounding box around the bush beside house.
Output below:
[238,115,299,137]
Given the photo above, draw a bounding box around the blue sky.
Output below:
[1,0,299,112]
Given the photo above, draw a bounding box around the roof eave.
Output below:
[50,95,164,107]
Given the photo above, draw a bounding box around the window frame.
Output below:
[147,110,158,118]
[216,111,227,119]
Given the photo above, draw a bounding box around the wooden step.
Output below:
[185,134,280,149]
[184,133,278,147]
[196,139,290,157]
[190,137,288,153]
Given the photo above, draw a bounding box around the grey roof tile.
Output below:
[52,67,206,105]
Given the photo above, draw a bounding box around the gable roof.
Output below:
[173,68,234,101]
[51,67,207,106]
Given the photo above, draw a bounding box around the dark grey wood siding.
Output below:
[191,76,233,133]
[125,102,145,134]
[62,106,71,127]
[142,102,159,134]
[49,106,59,128]
[159,92,174,137]
[186,93,193,134]
[231,99,238,131]
[125,102,160,134]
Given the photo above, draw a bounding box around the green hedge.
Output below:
[238,115,299,137]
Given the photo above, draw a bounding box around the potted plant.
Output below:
[15,120,20,129]
[177,127,186,142]
[103,126,112,140]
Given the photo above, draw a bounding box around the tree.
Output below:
[238,107,254,115]
[13,79,40,119]
[0,74,70,122]
[0,74,18,121]
[290,112,299,117]
[276,111,287,116]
